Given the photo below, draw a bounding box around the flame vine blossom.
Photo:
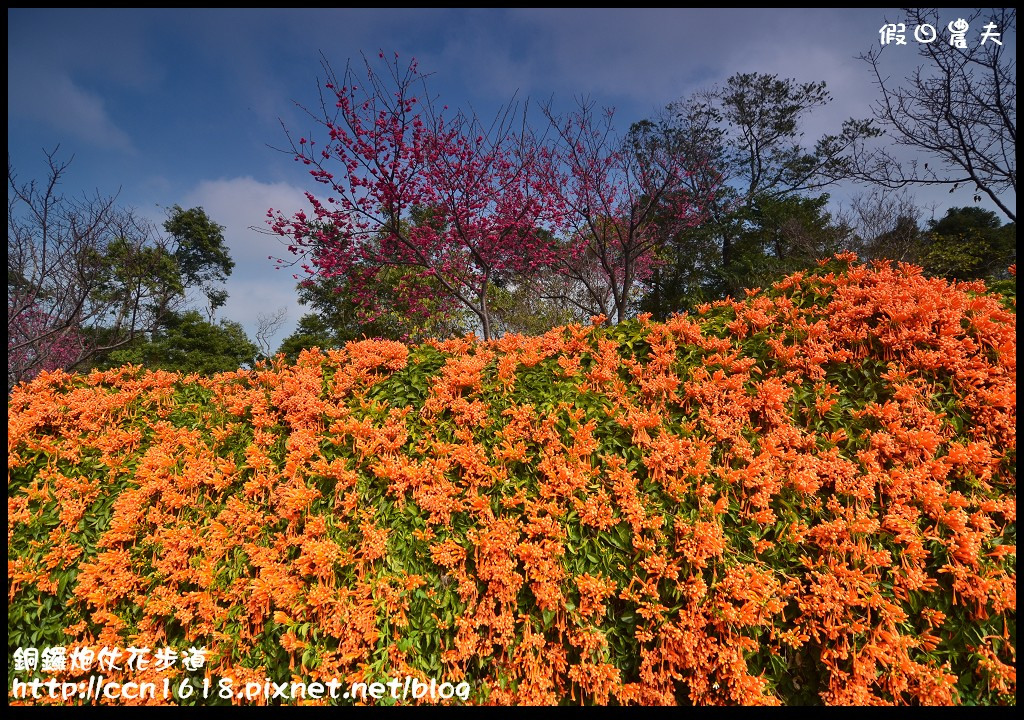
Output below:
[8,256,1016,705]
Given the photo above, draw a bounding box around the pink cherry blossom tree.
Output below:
[269,53,563,340]
[7,297,83,387]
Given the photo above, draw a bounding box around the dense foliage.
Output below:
[8,257,1016,705]
[92,310,260,377]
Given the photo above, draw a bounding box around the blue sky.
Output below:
[8,9,1016,348]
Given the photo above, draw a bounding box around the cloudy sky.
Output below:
[7,9,1016,348]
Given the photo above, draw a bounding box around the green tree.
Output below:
[642,193,851,318]
[277,268,467,360]
[163,205,235,319]
[8,151,246,386]
[277,274,381,360]
[920,207,1016,282]
[640,221,730,318]
[726,194,851,291]
[97,310,258,375]
[89,235,182,339]
[646,72,876,297]
[84,205,241,374]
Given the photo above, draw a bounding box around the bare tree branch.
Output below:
[854,8,1016,222]
[255,306,288,358]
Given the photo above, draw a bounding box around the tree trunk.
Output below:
[721,231,735,295]
[479,281,491,341]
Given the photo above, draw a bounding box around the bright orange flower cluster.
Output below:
[7,256,1016,705]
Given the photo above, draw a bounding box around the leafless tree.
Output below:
[836,188,935,264]
[254,306,288,358]
[543,234,631,322]
[542,98,709,324]
[856,8,1016,222]
[8,149,181,389]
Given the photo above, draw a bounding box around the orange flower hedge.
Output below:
[8,256,1016,705]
